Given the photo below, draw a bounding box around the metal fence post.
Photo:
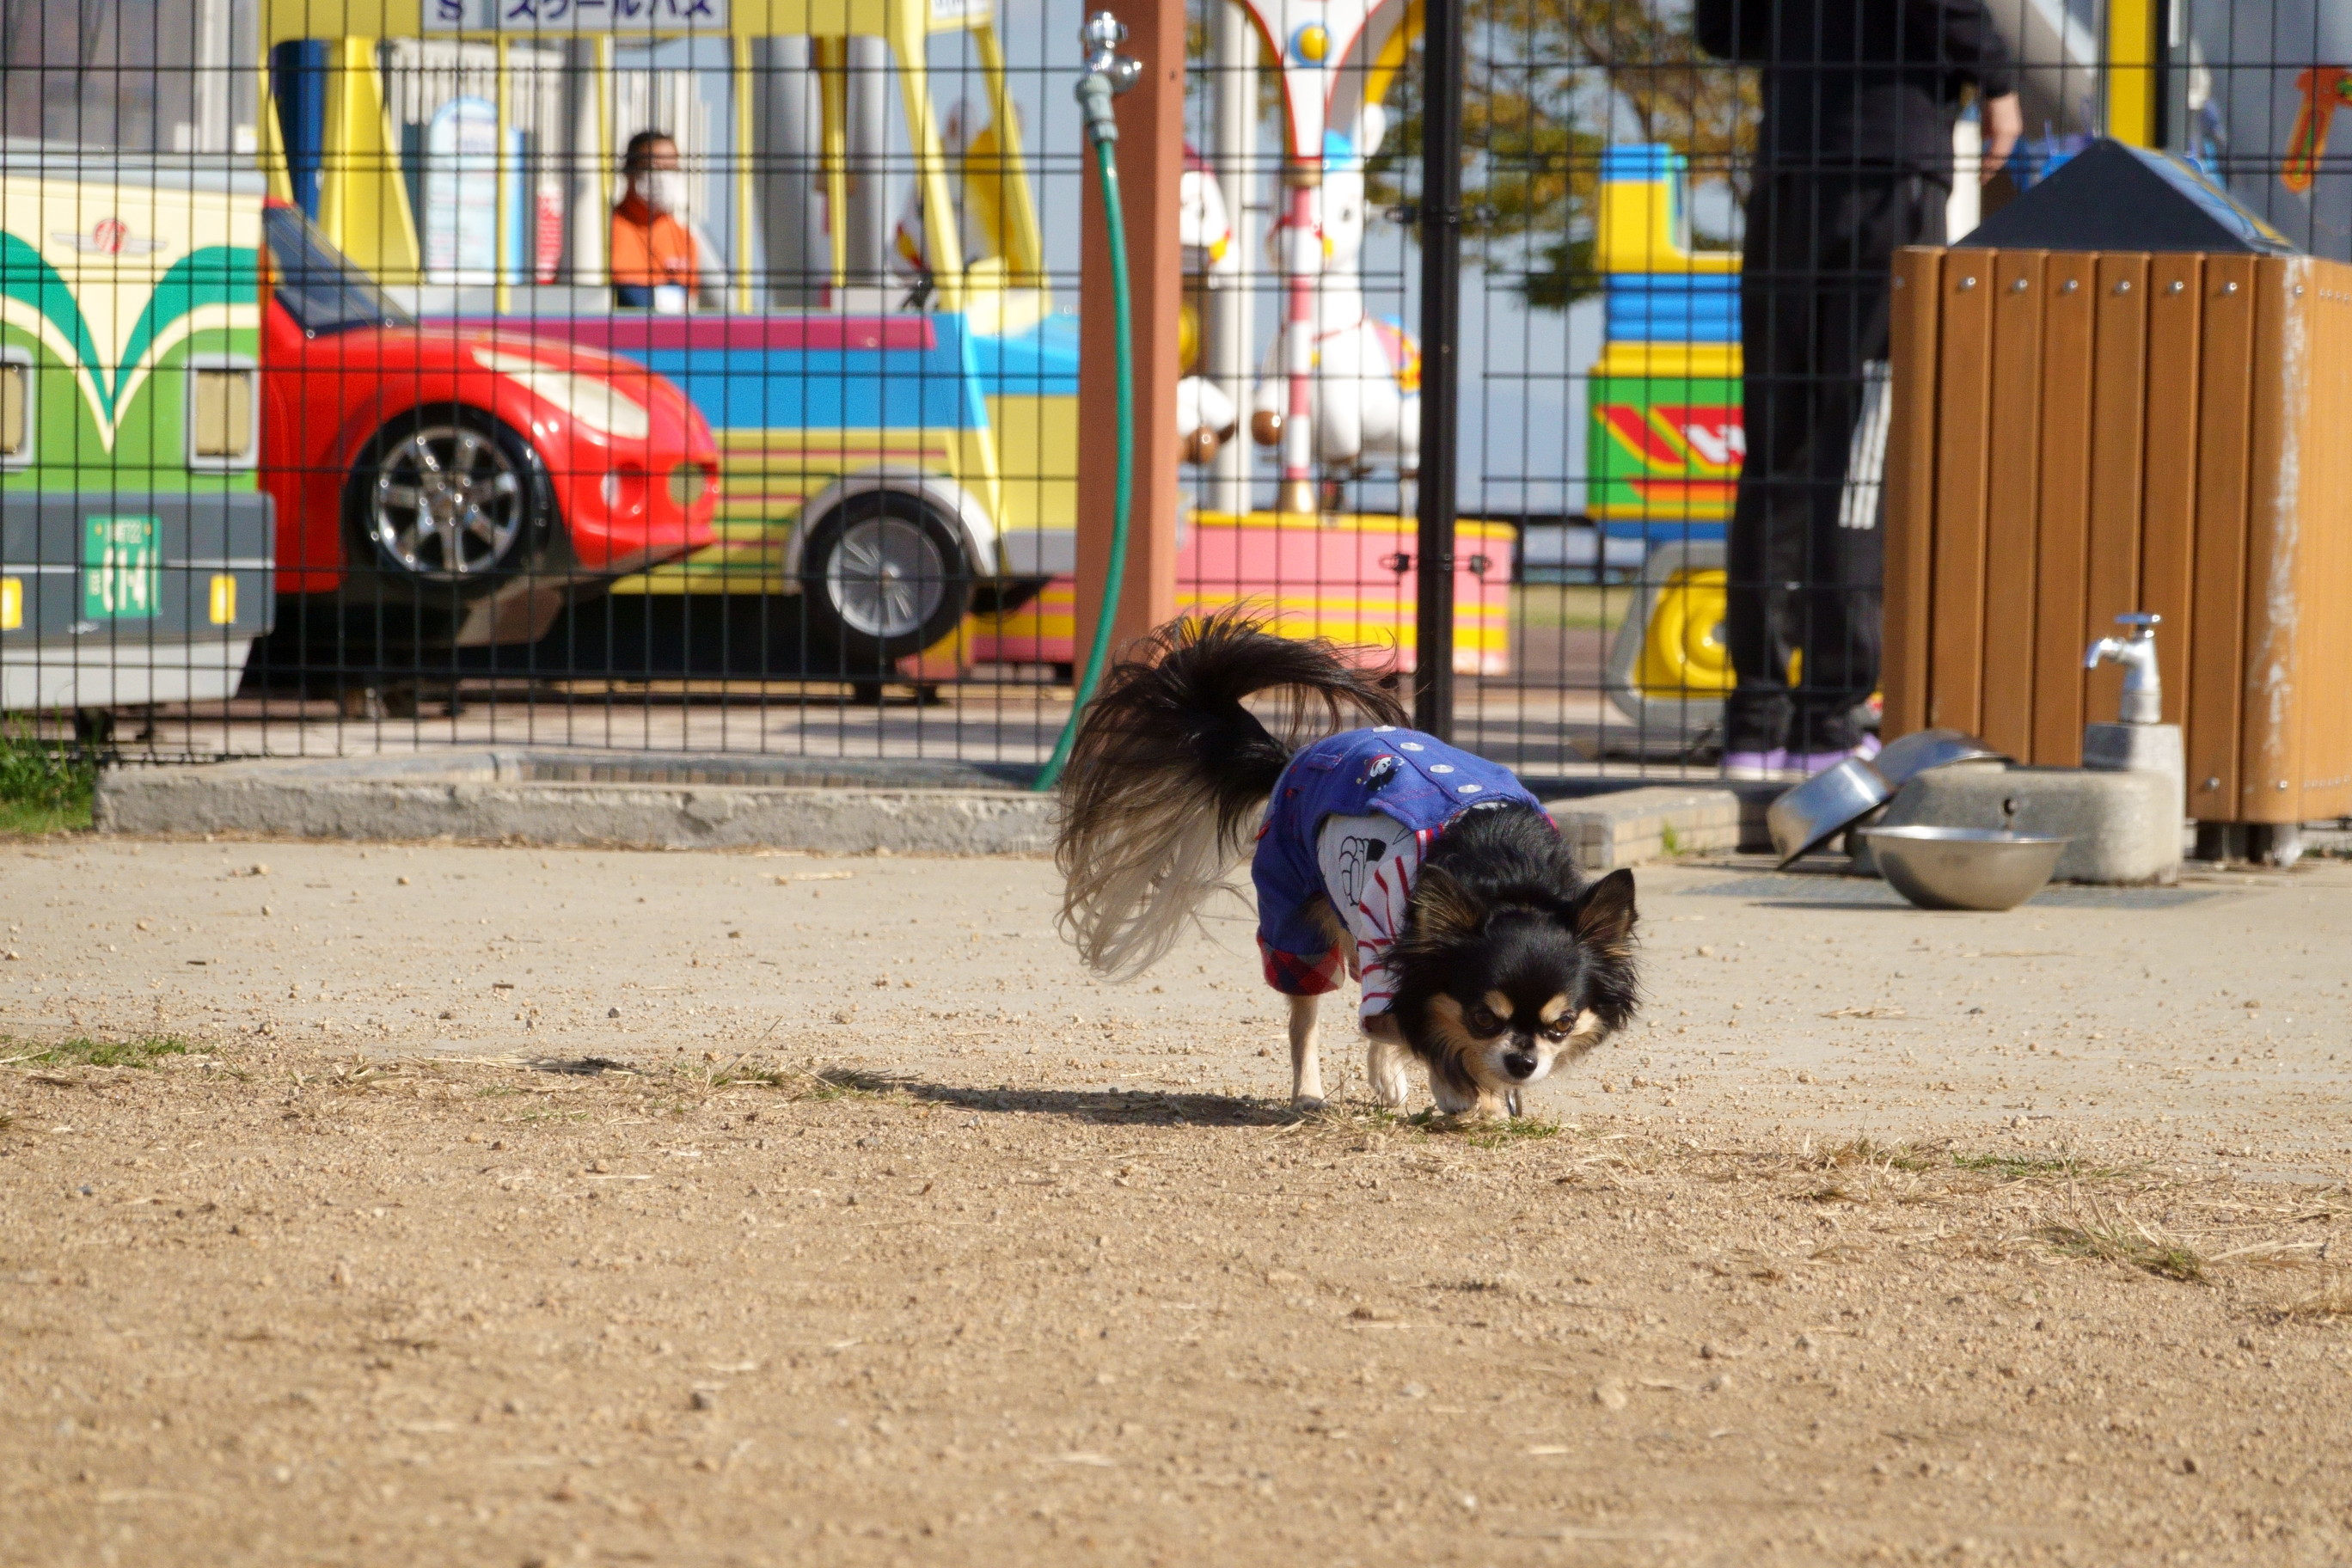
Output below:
[1413,0,1463,740]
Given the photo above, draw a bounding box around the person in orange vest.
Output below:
[610,131,720,311]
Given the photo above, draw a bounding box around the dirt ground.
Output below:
[4,835,2351,1566]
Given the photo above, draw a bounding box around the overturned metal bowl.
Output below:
[1873,727,2007,789]
[1857,825,2071,911]
[1769,756,1893,867]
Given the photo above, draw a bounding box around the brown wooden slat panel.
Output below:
[2238,260,2312,824]
[1927,256,1997,734]
[1977,251,2046,757]
[2187,254,2260,822]
[2300,263,2352,820]
[1880,247,1945,738]
[2084,254,2151,728]
[2030,254,2100,765]
[2140,254,2204,733]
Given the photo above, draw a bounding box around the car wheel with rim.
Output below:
[346,409,552,594]
[798,491,974,671]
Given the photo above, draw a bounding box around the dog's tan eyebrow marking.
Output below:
[1539,994,1571,1024]
[1480,991,1511,1022]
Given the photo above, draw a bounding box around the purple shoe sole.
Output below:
[1721,750,1789,781]
[1788,740,1880,777]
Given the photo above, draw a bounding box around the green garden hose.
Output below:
[1033,65,1136,794]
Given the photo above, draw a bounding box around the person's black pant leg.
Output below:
[1725,172,1944,756]
[1724,173,1815,754]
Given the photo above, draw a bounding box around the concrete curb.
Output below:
[1545,785,1752,870]
[95,753,1768,862]
[95,755,1057,854]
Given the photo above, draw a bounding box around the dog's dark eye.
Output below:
[1466,1006,1503,1035]
[1539,1024,1568,1044]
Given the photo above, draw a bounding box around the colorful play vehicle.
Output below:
[259,199,720,656]
[1585,144,1743,747]
[256,0,1499,685]
[0,150,276,718]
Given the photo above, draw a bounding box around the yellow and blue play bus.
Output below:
[260,0,1069,675]
[256,0,1513,685]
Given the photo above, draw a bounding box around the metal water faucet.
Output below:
[1078,11,1142,120]
[2085,612,2164,725]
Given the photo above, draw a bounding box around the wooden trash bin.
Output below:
[1883,219,2352,832]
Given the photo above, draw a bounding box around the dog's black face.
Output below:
[1388,806,1638,1114]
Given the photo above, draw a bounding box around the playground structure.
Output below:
[261,0,1066,681]
[251,0,1471,695]
[1583,144,1743,747]
[2282,66,2352,194]
[981,0,1505,682]
[0,150,276,717]
[1584,144,1743,549]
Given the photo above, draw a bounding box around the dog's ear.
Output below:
[1410,864,1483,945]
[1569,869,1637,955]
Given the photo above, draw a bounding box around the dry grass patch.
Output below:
[2037,1221,2208,1283]
[2261,1277,2352,1321]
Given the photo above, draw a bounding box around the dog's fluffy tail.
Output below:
[1056,612,1406,977]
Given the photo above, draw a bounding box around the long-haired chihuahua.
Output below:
[1056,614,1638,1117]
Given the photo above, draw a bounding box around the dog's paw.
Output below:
[1290,1093,1328,1112]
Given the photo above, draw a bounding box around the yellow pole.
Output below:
[2107,0,2158,147]
[818,37,849,294]
[972,21,1044,292]
[733,33,757,313]
[897,46,965,310]
[595,34,613,291]
[495,36,513,312]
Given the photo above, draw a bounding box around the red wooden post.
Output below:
[1074,0,1185,666]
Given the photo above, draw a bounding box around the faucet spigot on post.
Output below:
[1077,10,1142,136]
[2085,612,2164,725]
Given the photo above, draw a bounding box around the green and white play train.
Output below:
[0,148,273,715]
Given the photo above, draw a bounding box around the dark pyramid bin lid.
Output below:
[1957,138,2299,254]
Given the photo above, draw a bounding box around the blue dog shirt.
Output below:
[1253,726,1547,1014]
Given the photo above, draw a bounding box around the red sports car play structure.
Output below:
[258,201,719,652]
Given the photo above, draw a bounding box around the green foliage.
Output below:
[1405,1107,1562,1144]
[1952,1149,2125,1182]
[16,1035,193,1069]
[1518,234,1601,310]
[0,722,96,834]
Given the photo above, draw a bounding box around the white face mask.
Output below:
[634,169,688,216]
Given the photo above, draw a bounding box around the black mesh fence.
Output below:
[0,0,2343,781]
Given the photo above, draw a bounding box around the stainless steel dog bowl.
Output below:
[1873,727,2006,789]
[1857,825,2071,911]
[1769,756,1893,866]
